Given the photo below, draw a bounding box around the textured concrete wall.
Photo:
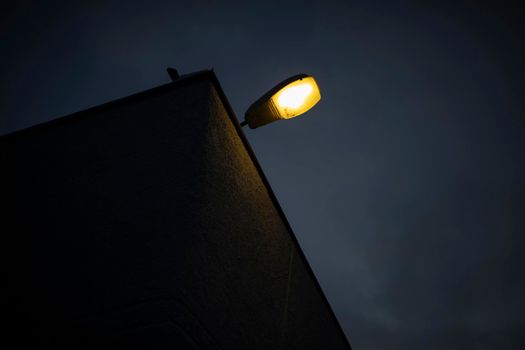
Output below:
[1,74,350,349]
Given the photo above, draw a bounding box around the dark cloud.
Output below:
[1,0,524,348]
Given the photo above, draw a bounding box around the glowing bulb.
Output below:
[277,83,313,109]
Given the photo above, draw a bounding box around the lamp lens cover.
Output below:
[271,76,321,119]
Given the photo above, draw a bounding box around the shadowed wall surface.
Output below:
[1,72,350,349]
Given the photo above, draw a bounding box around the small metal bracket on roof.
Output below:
[167,68,180,81]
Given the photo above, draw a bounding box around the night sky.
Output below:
[2,1,524,348]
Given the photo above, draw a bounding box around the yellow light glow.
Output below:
[271,76,321,119]
[277,83,313,108]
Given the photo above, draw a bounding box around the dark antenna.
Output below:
[167,68,180,81]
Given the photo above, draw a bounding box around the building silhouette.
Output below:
[1,70,351,349]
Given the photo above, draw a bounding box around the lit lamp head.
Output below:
[243,74,321,129]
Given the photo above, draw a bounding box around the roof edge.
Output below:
[0,69,214,143]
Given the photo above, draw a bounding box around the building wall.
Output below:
[0,74,350,349]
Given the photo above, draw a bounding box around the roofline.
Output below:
[0,70,211,143]
[0,69,352,348]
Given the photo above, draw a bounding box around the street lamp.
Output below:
[241,74,321,129]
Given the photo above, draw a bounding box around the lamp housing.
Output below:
[244,74,321,129]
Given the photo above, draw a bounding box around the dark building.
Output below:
[1,70,351,349]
